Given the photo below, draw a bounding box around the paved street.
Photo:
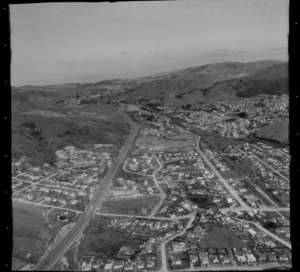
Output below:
[159,212,197,272]
[196,136,249,208]
[150,153,166,217]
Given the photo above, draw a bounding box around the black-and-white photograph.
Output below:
[10,1,290,271]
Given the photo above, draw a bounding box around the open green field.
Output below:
[198,226,246,248]
[220,170,243,179]
[100,195,161,215]
[12,201,51,269]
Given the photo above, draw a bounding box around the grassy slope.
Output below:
[12,110,130,165]
[254,120,289,144]
[112,61,287,108]
[12,202,50,268]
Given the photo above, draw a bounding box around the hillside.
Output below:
[12,60,288,109]
[250,62,288,80]
[253,120,289,144]
[12,111,131,165]
[111,60,288,108]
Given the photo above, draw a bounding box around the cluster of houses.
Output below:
[165,209,291,270]
[78,217,189,272]
[173,95,288,139]
[138,111,183,137]
[41,170,97,190]
[156,179,233,218]
[156,150,199,164]
[55,145,112,172]
[13,166,52,182]
[12,179,32,193]
[125,153,160,176]
[80,244,158,272]
[248,146,289,172]
[107,217,186,236]
[13,183,87,210]
[218,142,290,208]
[206,154,230,172]
[106,177,160,199]
[13,166,99,211]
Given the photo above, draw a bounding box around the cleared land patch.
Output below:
[135,133,196,151]
[198,226,247,248]
[100,195,161,216]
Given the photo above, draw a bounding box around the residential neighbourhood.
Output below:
[12,95,291,271]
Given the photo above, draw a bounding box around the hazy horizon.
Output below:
[11,58,287,88]
[10,1,288,86]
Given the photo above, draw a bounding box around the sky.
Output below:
[10,0,289,86]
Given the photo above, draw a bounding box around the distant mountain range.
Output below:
[111,60,288,108]
[12,60,288,109]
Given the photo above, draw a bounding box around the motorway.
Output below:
[34,112,139,271]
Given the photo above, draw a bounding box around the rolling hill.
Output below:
[110,60,288,108]
[12,60,288,109]
[12,111,131,165]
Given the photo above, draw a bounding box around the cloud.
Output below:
[120,51,128,55]
[200,49,247,57]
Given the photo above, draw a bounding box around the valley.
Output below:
[11,60,290,271]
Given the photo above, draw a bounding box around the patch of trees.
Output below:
[254,101,266,107]
[188,195,214,209]
[236,112,248,118]
[21,122,44,141]
[225,118,236,122]
[145,102,161,111]
[262,220,278,230]
[182,104,192,110]
[141,114,155,122]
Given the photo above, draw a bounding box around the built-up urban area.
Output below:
[174,95,288,138]
[13,95,290,271]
